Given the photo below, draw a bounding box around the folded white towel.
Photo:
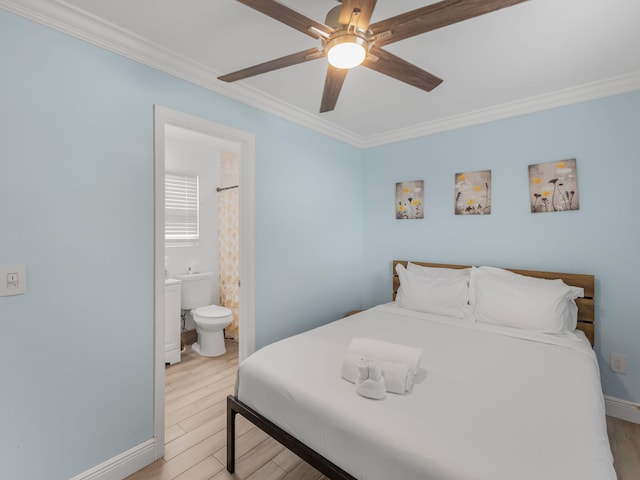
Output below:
[355,360,386,400]
[342,352,414,394]
[348,338,422,371]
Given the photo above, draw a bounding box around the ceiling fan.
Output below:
[218,0,528,113]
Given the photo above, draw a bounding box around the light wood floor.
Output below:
[128,340,640,480]
[127,340,328,480]
[607,415,640,480]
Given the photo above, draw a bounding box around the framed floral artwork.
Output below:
[396,180,423,219]
[529,159,579,213]
[455,170,491,215]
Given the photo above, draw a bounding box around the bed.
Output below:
[227,261,614,479]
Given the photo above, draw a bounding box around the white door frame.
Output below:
[153,105,256,459]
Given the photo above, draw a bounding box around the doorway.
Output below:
[153,106,256,459]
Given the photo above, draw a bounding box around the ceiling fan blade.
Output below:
[320,65,349,113]
[363,47,443,92]
[338,0,377,31]
[218,48,322,82]
[370,0,528,46]
[236,0,333,39]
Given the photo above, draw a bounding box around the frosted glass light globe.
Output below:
[327,36,366,69]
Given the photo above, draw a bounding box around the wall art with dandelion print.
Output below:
[396,180,424,219]
[455,170,491,215]
[529,159,579,213]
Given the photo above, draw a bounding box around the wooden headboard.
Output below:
[392,261,596,346]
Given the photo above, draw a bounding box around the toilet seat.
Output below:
[192,304,232,328]
[194,304,231,318]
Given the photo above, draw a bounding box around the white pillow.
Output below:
[396,264,469,318]
[468,266,583,334]
[407,262,471,279]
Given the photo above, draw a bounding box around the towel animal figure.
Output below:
[341,338,422,395]
[355,358,386,400]
[342,352,415,394]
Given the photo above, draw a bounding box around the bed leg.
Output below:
[227,396,237,473]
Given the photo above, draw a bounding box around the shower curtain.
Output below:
[218,151,239,341]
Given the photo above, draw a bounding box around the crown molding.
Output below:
[2,0,639,149]
[362,71,640,148]
[0,0,366,147]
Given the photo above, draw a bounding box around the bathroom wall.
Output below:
[165,125,222,293]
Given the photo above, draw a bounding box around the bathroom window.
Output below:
[165,172,199,246]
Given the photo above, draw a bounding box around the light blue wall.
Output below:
[362,92,640,403]
[0,9,362,480]
[255,124,364,347]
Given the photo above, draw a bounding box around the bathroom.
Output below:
[164,124,240,360]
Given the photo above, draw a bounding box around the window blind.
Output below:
[165,172,199,245]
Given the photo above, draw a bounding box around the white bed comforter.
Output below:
[237,304,615,480]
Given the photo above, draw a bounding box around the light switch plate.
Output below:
[0,264,26,296]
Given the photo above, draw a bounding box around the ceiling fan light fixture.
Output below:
[326,34,367,69]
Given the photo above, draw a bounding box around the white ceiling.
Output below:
[3,0,640,146]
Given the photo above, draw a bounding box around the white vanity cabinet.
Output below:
[164,278,182,365]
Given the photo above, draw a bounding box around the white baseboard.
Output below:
[605,396,640,424]
[70,439,157,480]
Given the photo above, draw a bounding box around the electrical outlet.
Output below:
[610,354,627,374]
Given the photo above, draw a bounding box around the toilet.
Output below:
[174,272,232,357]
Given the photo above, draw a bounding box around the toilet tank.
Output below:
[173,272,216,310]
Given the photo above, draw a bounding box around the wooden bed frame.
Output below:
[227,261,596,478]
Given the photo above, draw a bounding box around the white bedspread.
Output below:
[237,304,615,480]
